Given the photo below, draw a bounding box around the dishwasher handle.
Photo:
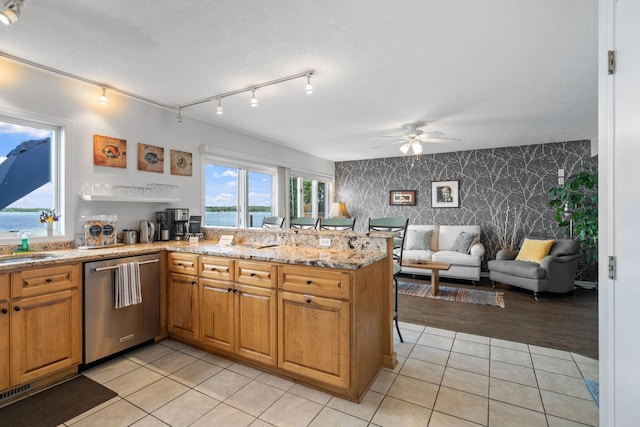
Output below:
[93,258,159,272]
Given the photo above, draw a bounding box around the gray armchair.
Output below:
[488,238,581,300]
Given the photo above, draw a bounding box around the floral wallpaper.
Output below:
[335,140,598,281]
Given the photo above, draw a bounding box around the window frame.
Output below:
[0,110,68,243]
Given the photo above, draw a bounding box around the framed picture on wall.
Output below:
[170,149,192,176]
[389,190,416,206]
[137,143,164,173]
[432,180,459,208]
[93,134,126,168]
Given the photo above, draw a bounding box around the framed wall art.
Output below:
[432,180,459,208]
[389,190,416,206]
[93,134,126,168]
[170,149,193,176]
[137,143,164,173]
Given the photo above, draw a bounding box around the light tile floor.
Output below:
[64,322,599,426]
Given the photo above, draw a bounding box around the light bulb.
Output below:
[400,142,410,154]
[216,99,223,115]
[305,75,313,95]
[250,89,258,107]
[99,88,108,105]
[412,142,423,155]
[0,9,17,25]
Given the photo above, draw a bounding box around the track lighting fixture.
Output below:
[176,108,183,123]
[305,74,313,94]
[98,87,108,105]
[0,0,23,26]
[250,89,258,107]
[216,98,223,115]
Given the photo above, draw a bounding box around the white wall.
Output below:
[0,59,333,239]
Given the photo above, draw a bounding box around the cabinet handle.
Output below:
[1,308,7,314]
[191,281,197,286]
[211,267,217,271]
[250,272,256,277]
[227,287,233,292]
[306,299,312,304]
[14,306,20,312]
[46,278,53,283]
[233,289,237,293]
[178,262,183,266]
[306,280,312,285]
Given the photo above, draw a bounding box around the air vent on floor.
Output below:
[0,383,32,404]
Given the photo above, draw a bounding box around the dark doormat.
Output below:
[0,375,118,427]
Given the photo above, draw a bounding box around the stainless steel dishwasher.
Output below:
[83,252,161,364]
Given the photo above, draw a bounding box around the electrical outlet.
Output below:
[319,237,331,247]
[559,177,565,185]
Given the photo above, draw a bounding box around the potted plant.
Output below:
[548,167,598,264]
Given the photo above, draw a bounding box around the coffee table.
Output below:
[401,260,452,297]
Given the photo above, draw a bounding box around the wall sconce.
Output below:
[329,202,350,218]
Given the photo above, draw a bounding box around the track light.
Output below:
[0,0,23,26]
[98,87,108,105]
[250,89,258,107]
[176,108,183,123]
[216,98,223,115]
[305,74,313,94]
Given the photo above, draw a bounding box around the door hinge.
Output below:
[608,50,616,75]
[608,256,616,280]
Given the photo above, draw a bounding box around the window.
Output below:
[289,176,330,220]
[0,116,62,239]
[204,162,274,228]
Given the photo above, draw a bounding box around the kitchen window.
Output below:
[204,161,275,228]
[289,176,331,220]
[0,114,64,239]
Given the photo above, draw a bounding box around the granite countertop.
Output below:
[0,241,387,272]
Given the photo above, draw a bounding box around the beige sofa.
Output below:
[400,225,485,284]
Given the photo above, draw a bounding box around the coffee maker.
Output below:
[155,211,170,241]
[167,208,189,240]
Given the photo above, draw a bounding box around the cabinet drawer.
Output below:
[0,274,8,301]
[200,256,234,281]
[10,264,81,298]
[278,266,350,300]
[168,253,199,275]
[236,261,276,288]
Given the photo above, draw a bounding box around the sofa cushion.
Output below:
[432,250,481,267]
[438,225,481,250]
[405,229,433,250]
[450,231,479,253]
[516,238,554,263]
[402,250,434,263]
[488,259,547,279]
[549,239,580,256]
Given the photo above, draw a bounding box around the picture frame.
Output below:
[137,143,164,173]
[170,149,193,176]
[431,180,459,208]
[389,190,416,206]
[93,134,126,168]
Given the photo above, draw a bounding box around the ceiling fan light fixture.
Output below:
[399,142,411,154]
[0,0,23,26]
[412,142,423,155]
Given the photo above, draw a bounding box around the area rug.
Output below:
[584,378,599,407]
[0,375,117,427]
[397,281,505,308]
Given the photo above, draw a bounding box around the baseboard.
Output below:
[575,280,598,290]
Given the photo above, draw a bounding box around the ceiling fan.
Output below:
[380,123,460,155]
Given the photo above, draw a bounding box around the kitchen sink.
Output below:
[0,252,63,266]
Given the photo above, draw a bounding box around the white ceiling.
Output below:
[0,0,598,162]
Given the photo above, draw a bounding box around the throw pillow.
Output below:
[404,229,433,250]
[516,238,554,263]
[451,231,479,253]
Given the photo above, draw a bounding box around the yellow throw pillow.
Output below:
[515,239,554,263]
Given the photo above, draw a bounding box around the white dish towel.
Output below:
[115,262,142,309]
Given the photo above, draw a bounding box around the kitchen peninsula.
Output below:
[0,228,396,403]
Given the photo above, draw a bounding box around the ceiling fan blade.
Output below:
[422,136,461,143]
[372,140,406,149]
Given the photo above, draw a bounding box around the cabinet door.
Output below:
[235,284,277,366]
[168,273,198,341]
[0,299,9,392]
[278,291,350,387]
[200,278,234,352]
[10,288,81,385]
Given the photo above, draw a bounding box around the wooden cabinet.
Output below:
[168,273,199,341]
[278,290,350,387]
[0,274,9,392]
[167,252,199,275]
[2,264,82,393]
[199,260,277,366]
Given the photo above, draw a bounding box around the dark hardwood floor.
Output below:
[397,275,599,360]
